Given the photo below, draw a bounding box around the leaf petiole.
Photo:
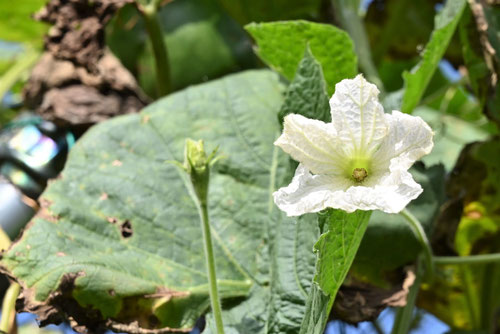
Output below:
[399,208,434,278]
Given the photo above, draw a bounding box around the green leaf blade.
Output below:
[299,210,372,334]
[1,70,287,332]
[245,20,357,95]
[313,210,372,294]
[278,45,330,124]
[401,0,467,114]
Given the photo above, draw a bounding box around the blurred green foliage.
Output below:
[0,0,47,46]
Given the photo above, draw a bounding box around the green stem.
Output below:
[371,319,384,334]
[330,0,385,94]
[0,282,20,333]
[0,49,39,102]
[391,260,423,334]
[434,253,500,265]
[141,3,171,97]
[459,266,480,328]
[399,208,434,278]
[197,200,225,334]
[479,264,496,332]
[298,283,332,334]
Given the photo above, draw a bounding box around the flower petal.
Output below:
[372,110,434,171]
[273,164,351,216]
[275,114,348,175]
[329,74,388,156]
[274,164,423,216]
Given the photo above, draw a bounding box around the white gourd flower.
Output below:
[273,74,434,216]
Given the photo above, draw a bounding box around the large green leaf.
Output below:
[1,70,293,332]
[204,214,318,334]
[401,0,467,114]
[265,214,318,334]
[245,20,357,95]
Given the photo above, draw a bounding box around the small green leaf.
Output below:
[245,20,357,95]
[278,45,330,124]
[313,210,372,294]
[299,210,372,334]
[401,0,467,114]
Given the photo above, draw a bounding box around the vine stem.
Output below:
[391,259,423,334]
[196,199,225,334]
[0,229,19,334]
[434,253,500,265]
[399,208,434,278]
[140,2,171,97]
[0,282,20,333]
[0,49,39,101]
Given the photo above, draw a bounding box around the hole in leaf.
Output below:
[120,220,133,238]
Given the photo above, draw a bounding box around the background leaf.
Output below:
[1,70,290,332]
[401,0,467,114]
[215,0,321,25]
[245,20,357,95]
[107,0,256,98]
[204,214,319,334]
[419,140,500,332]
[313,210,372,294]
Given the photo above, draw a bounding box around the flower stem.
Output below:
[434,253,500,265]
[196,199,225,334]
[0,282,20,333]
[140,3,171,97]
[330,0,385,95]
[399,208,434,278]
[0,49,39,101]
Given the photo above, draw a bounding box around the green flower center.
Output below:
[346,156,371,183]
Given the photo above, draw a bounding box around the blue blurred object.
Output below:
[0,40,24,60]
[1,91,22,109]
[326,308,450,334]
[0,115,74,238]
[439,60,462,83]
[14,311,202,334]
